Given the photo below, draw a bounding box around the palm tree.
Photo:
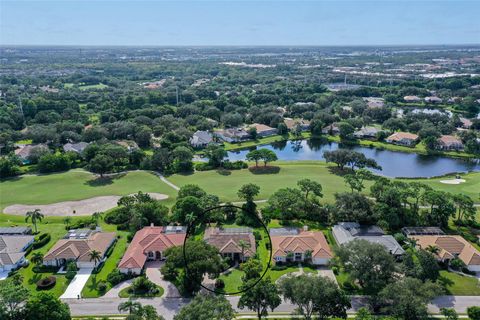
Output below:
[25,209,44,233]
[63,217,72,229]
[89,250,102,268]
[31,252,44,266]
[426,245,440,255]
[238,240,250,262]
[118,299,142,314]
[92,212,102,226]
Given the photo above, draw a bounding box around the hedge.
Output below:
[33,233,51,249]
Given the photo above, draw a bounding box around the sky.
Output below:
[0,0,479,46]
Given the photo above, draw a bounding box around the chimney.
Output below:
[303,225,308,231]
[150,223,154,227]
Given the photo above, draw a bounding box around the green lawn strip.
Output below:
[0,169,177,211]
[78,83,108,91]
[118,284,164,298]
[81,227,129,298]
[219,268,245,293]
[439,270,480,295]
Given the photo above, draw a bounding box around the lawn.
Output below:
[168,161,365,203]
[118,284,164,298]
[0,170,177,212]
[78,83,109,91]
[439,270,480,295]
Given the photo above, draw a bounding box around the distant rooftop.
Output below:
[269,227,300,236]
[0,226,32,235]
[402,227,445,236]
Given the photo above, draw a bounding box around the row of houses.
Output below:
[386,132,465,150]
[0,227,34,275]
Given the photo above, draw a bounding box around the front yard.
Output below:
[439,270,480,295]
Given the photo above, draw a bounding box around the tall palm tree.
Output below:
[118,299,142,314]
[89,250,102,267]
[238,240,250,262]
[25,209,44,233]
[63,216,72,229]
[31,252,44,266]
[426,245,440,255]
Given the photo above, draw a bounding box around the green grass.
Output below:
[439,270,480,295]
[78,83,108,91]
[168,161,366,203]
[219,268,245,293]
[118,285,164,298]
[0,170,177,212]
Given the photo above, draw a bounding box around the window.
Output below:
[295,252,302,261]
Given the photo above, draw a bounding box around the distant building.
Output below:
[270,227,332,265]
[321,123,341,135]
[459,117,473,129]
[332,222,405,257]
[424,96,443,104]
[363,97,385,108]
[14,144,49,164]
[283,118,310,131]
[204,227,256,262]
[402,227,445,237]
[353,126,380,139]
[119,225,186,275]
[409,235,480,272]
[0,235,35,273]
[385,132,419,146]
[0,227,32,235]
[63,142,89,154]
[115,140,139,152]
[403,95,422,103]
[437,135,464,151]
[214,128,250,143]
[190,131,213,148]
[249,123,278,137]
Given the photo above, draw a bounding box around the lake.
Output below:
[226,139,480,178]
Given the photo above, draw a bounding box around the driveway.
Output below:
[145,261,181,298]
[60,268,93,299]
[103,279,133,298]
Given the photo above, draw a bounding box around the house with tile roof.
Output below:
[385,132,419,147]
[0,235,34,273]
[321,123,341,135]
[409,235,480,272]
[214,128,250,143]
[204,227,256,262]
[249,123,278,137]
[270,227,332,265]
[43,230,116,269]
[283,118,310,131]
[437,135,464,151]
[119,225,186,275]
[14,144,49,164]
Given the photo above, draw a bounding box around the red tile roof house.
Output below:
[437,135,464,151]
[385,132,419,147]
[119,225,186,275]
[43,229,116,269]
[204,227,256,263]
[270,228,333,265]
[249,123,278,137]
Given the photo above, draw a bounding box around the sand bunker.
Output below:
[3,193,168,216]
[439,179,466,185]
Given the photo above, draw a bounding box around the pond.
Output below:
[226,139,480,178]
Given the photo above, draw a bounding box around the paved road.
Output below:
[64,295,480,319]
[145,261,181,298]
[60,268,93,299]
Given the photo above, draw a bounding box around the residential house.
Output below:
[459,117,473,129]
[322,123,341,135]
[437,135,464,151]
[353,126,380,139]
[401,227,445,237]
[385,132,419,146]
[249,123,278,137]
[0,227,32,235]
[204,227,256,262]
[332,222,405,257]
[115,140,139,152]
[270,227,332,265]
[214,128,250,143]
[43,229,116,269]
[119,225,186,275]
[363,97,385,108]
[14,144,49,164]
[409,235,480,272]
[424,96,443,104]
[283,118,310,132]
[190,131,214,148]
[0,235,34,273]
[404,95,422,103]
[63,142,89,154]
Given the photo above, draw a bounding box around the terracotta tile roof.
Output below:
[204,227,256,257]
[250,123,275,133]
[283,118,310,130]
[410,235,480,266]
[271,230,332,259]
[386,132,419,142]
[44,232,115,263]
[438,135,463,147]
[118,226,185,269]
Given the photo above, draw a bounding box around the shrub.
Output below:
[271,264,287,271]
[33,233,51,249]
[107,269,127,286]
[468,306,480,320]
[450,258,466,270]
[65,271,76,280]
[222,160,248,170]
[341,281,355,292]
[195,163,214,171]
[215,279,225,289]
[131,276,157,294]
[36,276,56,289]
[97,280,108,292]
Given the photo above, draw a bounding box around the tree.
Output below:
[25,208,44,233]
[118,299,142,314]
[238,183,260,203]
[92,211,102,226]
[63,216,71,229]
[297,178,323,201]
[422,190,456,228]
[172,146,194,172]
[89,250,102,267]
[246,149,262,167]
[279,274,350,320]
[204,145,227,167]
[31,252,44,266]
[332,192,376,224]
[0,156,21,178]
[354,308,374,320]
[174,294,235,320]
[338,122,355,140]
[380,277,443,320]
[24,292,70,320]
[0,278,29,320]
[334,240,395,304]
[240,258,263,281]
[441,308,459,320]
[452,194,476,222]
[238,239,250,262]
[139,304,165,320]
[89,154,114,177]
[238,278,281,320]
[266,187,304,221]
[257,148,277,167]
[468,306,480,320]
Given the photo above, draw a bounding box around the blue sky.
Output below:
[0,1,479,46]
